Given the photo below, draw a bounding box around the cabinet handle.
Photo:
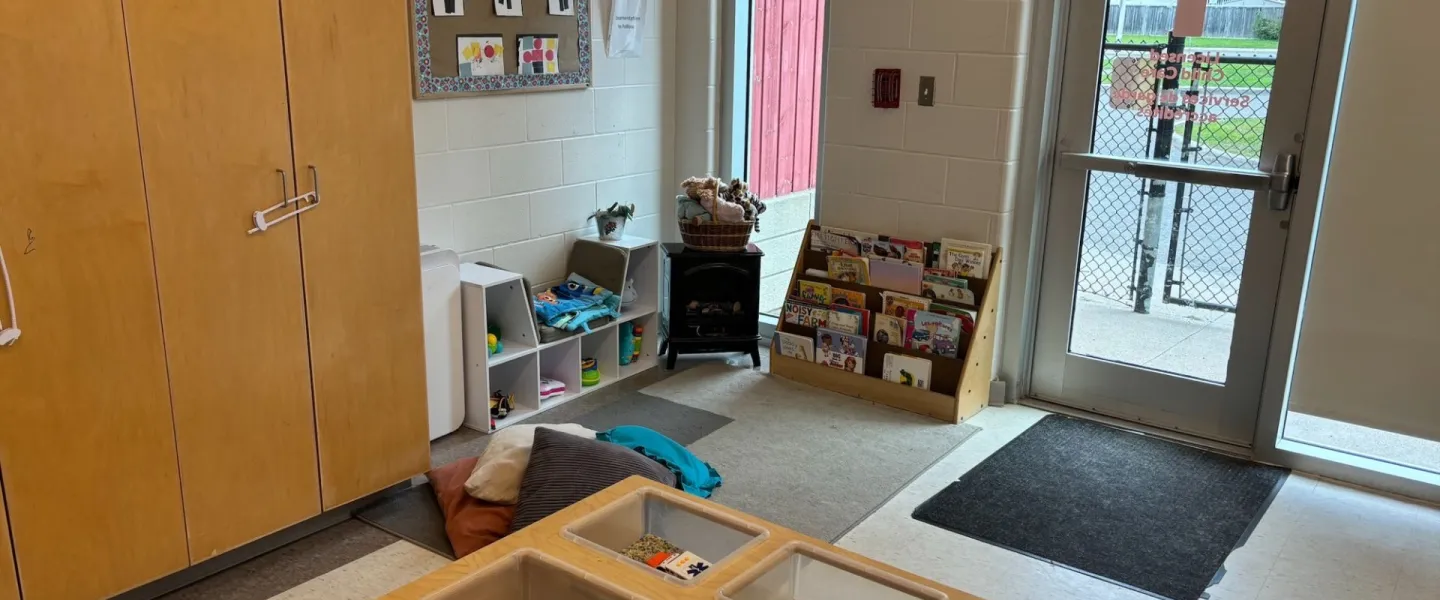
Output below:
[249,168,320,235]
[309,165,322,205]
[0,246,21,346]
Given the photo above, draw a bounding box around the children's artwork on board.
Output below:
[435,0,465,16]
[549,0,576,15]
[518,34,561,74]
[457,35,505,77]
[494,0,522,16]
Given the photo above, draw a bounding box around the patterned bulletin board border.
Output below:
[413,0,592,98]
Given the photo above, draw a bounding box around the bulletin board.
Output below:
[412,0,592,98]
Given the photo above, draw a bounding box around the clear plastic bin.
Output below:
[718,543,949,600]
[428,550,649,600]
[562,488,769,585]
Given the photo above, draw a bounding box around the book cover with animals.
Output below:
[827,255,871,284]
[829,304,870,336]
[873,315,906,346]
[782,301,829,329]
[796,280,832,305]
[921,274,977,306]
[939,239,993,279]
[830,288,867,308]
[883,354,933,390]
[930,302,978,335]
[871,237,927,265]
[869,259,923,294]
[881,291,931,319]
[905,309,961,358]
[816,328,867,374]
[812,226,878,256]
[775,331,815,362]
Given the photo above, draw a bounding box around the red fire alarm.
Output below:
[873,69,901,108]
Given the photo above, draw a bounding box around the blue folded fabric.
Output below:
[597,426,723,498]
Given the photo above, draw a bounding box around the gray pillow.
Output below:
[511,427,677,531]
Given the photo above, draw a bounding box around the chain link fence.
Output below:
[1082,42,1276,312]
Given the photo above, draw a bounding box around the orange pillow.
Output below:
[428,457,516,557]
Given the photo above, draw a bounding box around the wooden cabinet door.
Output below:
[283,0,431,508]
[126,0,322,560]
[0,2,190,598]
[0,484,17,600]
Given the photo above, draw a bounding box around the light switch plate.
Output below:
[918,76,936,107]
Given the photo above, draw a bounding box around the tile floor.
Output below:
[174,400,1440,600]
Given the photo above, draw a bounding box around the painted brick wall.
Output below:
[412,0,690,289]
[819,0,1029,251]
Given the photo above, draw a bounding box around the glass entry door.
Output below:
[1030,1,1328,445]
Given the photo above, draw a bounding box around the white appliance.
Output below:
[421,246,464,439]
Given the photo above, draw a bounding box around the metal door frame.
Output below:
[1028,1,1329,446]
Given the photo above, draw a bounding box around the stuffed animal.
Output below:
[681,176,746,223]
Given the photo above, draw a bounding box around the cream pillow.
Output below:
[464,423,598,504]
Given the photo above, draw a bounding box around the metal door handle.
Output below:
[1060,152,1299,211]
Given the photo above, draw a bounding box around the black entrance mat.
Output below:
[912,414,1286,600]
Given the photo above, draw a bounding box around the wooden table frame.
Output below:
[382,477,983,599]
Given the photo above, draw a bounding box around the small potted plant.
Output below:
[589,202,636,241]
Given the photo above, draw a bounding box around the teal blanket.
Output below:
[597,426,723,498]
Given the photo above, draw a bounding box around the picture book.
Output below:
[883,354,933,390]
[921,274,977,306]
[816,327,867,374]
[881,291,931,319]
[775,331,815,362]
[873,315,906,346]
[827,255,871,284]
[782,301,829,329]
[796,280,832,305]
[871,237,927,265]
[827,308,862,335]
[869,259,923,295]
[829,304,870,336]
[939,239,994,279]
[830,288,867,308]
[905,309,962,358]
[812,227,878,256]
[924,267,964,279]
[930,302,978,334]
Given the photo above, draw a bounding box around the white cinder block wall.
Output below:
[819,0,1028,251]
[414,0,708,289]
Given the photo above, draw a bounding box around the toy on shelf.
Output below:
[619,323,636,366]
[540,377,566,401]
[489,391,513,419]
[581,358,600,387]
[632,326,644,363]
[487,323,503,356]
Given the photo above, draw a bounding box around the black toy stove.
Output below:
[660,243,764,369]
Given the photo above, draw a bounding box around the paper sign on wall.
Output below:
[1174,0,1208,37]
[608,0,648,58]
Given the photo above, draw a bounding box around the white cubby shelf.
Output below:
[460,236,662,434]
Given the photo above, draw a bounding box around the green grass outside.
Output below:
[1194,117,1267,158]
[1105,34,1280,49]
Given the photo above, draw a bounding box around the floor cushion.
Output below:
[429,457,516,557]
[465,423,598,504]
[511,427,676,532]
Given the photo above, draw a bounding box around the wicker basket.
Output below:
[678,219,755,252]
